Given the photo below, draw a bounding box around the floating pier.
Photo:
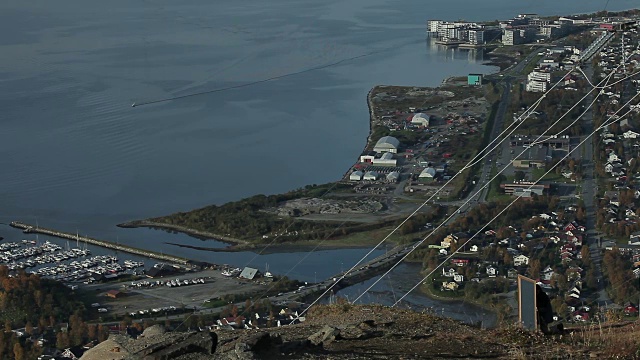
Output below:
[9,221,189,265]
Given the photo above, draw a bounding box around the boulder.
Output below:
[308,325,340,346]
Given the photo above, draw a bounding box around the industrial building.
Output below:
[386,171,400,183]
[360,151,376,163]
[510,135,570,151]
[363,171,379,181]
[411,113,431,127]
[512,145,552,169]
[501,182,550,197]
[373,136,400,154]
[418,167,437,182]
[349,170,364,181]
[373,152,397,167]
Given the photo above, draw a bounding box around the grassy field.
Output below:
[248,225,420,251]
[531,168,573,183]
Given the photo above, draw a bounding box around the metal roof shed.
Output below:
[239,267,259,280]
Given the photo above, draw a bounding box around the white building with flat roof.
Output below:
[468,29,485,45]
[526,80,548,92]
[373,152,397,167]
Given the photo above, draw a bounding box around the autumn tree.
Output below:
[13,342,24,360]
[528,259,541,279]
[56,332,70,350]
[581,246,591,267]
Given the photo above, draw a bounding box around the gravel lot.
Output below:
[85,269,270,316]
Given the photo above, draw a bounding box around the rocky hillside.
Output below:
[81,304,640,359]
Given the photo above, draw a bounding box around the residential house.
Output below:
[623,130,640,139]
[453,274,465,283]
[451,259,470,267]
[574,312,589,322]
[625,303,639,315]
[541,266,554,281]
[514,254,530,267]
[442,268,457,277]
[486,265,498,277]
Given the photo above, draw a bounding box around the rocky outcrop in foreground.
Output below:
[82,305,640,359]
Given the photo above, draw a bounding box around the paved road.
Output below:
[577,64,612,307]
[463,48,543,204]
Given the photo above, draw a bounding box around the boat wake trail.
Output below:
[131,39,421,108]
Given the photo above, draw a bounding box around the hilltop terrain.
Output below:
[81,304,640,359]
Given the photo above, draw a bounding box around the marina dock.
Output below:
[9,221,189,265]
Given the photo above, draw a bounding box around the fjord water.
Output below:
[0,0,636,278]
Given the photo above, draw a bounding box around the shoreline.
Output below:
[117,220,250,246]
[165,241,384,254]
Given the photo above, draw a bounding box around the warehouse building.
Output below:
[349,170,364,181]
[411,113,431,127]
[386,171,400,183]
[373,152,397,167]
[363,171,379,181]
[360,151,376,163]
[419,167,437,182]
[374,136,400,154]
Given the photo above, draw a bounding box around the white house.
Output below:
[486,265,497,277]
[541,266,554,281]
[349,170,363,181]
[470,245,479,252]
[623,130,640,139]
[514,254,530,267]
[453,274,464,283]
[443,268,457,277]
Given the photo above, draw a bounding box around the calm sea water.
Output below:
[0,0,636,294]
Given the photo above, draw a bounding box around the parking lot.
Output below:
[91,269,270,316]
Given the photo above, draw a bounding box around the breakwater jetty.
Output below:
[9,221,190,265]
